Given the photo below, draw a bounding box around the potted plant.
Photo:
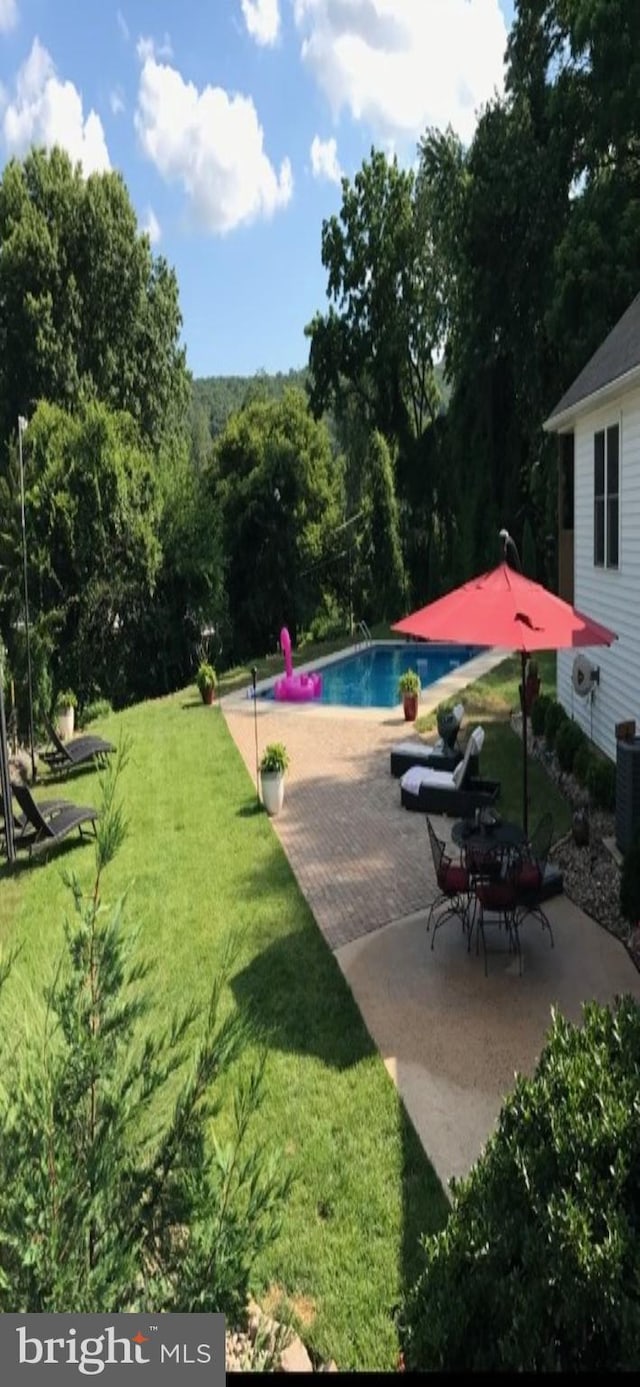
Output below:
[259,742,290,817]
[55,689,77,741]
[196,662,217,705]
[522,658,541,714]
[398,669,421,722]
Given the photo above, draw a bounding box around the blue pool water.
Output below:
[261,642,483,710]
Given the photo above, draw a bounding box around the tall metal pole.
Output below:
[18,416,36,783]
[252,666,260,808]
[520,649,529,837]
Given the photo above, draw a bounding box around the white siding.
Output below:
[557,383,640,761]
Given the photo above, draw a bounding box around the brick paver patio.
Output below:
[224,699,431,948]
[222,653,640,1184]
[222,648,499,949]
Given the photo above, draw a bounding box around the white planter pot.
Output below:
[57,705,75,741]
[261,770,285,817]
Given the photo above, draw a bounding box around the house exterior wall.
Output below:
[557,384,640,762]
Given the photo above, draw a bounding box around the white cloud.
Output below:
[116,8,129,42]
[110,86,125,115]
[3,38,111,174]
[241,0,280,46]
[0,0,17,34]
[293,0,507,146]
[136,33,173,63]
[142,206,161,243]
[135,54,293,234]
[310,133,342,183]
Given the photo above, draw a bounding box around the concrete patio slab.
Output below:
[222,651,640,1188]
[337,892,640,1188]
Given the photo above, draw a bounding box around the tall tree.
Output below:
[359,431,406,622]
[215,390,343,659]
[0,401,162,708]
[306,150,442,450]
[0,147,188,450]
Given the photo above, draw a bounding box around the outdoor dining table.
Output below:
[451,817,527,860]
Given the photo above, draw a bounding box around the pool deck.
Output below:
[222,646,640,1187]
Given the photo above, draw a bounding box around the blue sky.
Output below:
[0,0,515,378]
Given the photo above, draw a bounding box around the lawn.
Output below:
[0,687,447,1370]
[415,651,573,838]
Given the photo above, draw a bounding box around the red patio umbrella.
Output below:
[392,561,617,834]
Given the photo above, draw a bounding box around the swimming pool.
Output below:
[261,642,484,710]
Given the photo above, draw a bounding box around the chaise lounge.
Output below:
[40,719,115,773]
[389,704,480,778]
[10,782,99,858]
[399,726,500,815]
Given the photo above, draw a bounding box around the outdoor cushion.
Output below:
[515,861,542,892]
[400,726,485,798]
[440,863,468,893]
[401,766,455,794]
[452,758,467,790]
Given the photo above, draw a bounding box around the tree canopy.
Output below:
[0,147,188,450]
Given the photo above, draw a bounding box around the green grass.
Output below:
[0,690,447,1370]
[415,652,572,838]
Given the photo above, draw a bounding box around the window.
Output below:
[594,423,619,569]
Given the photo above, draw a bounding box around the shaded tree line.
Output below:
[3,0,640,724]
[305,0,640,605]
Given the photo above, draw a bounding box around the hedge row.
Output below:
[530,694,615,811]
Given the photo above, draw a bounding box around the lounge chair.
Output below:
[400,727,500,815]
[1,789,71,853]
[40,719,115,772]
[390,705,479,777]
[10,782,98,858]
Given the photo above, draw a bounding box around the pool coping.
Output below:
[220,641,508,723]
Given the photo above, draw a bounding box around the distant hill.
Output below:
[192,367,308,437]
[191,359,449,442]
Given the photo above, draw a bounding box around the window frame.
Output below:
[593,418,620,571]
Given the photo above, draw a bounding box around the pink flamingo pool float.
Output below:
[274,627,323,702]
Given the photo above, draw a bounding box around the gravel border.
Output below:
[512,714,640,973]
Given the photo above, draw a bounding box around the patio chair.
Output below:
[511,812,556,952]
[399,727,500,815]
[471,849,520,976]
[10,782,99,859]
[40,719,115,772]
[1,788,72,854]
[425,816,471,948]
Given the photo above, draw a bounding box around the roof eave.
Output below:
[543,361,640,433]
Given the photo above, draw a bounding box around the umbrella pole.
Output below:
[521,650,529,838]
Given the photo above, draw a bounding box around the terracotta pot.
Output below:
[403,692,419,722]
[201,687,215,705]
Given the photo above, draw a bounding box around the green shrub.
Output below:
[398,669,421,697]
[544,698,568,749]
[555,718,587,773]
[55,688,78,711]
[260,742,289,774]
[401,997,640,1372]
[530,693,552,736]
[586,755,616,810]
[78,697,113,729]
[196,661,217,695]
[573,742,593,786]
[0,747,291,1315]
[620,834,640,922]
[304,598,346,645]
